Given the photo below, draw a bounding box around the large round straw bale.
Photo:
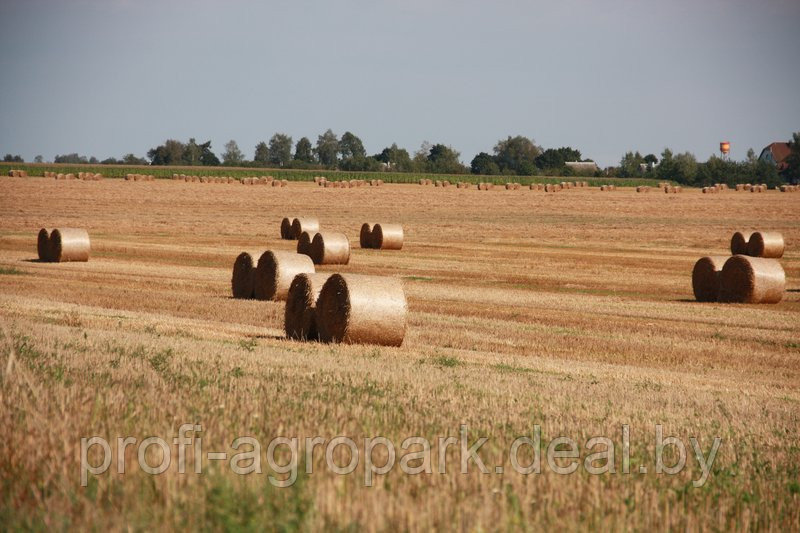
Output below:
[284,273,333,340]
[316,274,407,346]
[254,251,315,301]
[310,232,350,265]
[297,231,318,256]
[280,217,293,240]
[372,223,403,250]
[360,223,374,248]
[692,256,728,302]
[746,231,784,258]
[50,228,90,262]
[719,256,785,304]
[231,250,264,299]
[37,228,51,261]
[730,231,753,255]
[291,218,320,239]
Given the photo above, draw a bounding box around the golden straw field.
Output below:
[1,176,799,530]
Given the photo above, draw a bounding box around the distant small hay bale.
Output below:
[435,180,442,187]
[692,256,729,302]
[291,217,320,239]
[505,183,514,190]
[56,173,65,180]
[65,173,75,180]
[360,223,374,248]
[316,274,407,346]
[746,231,784,258]
[254,250,315,301]
[442,180,451,187]
[281,179,288,187]
[37,228,52,261]
[49,228,90,262]
[297,231,318,257]
[272,179,281,187]
[718,256,785,304]
[373,223,403,250]
[284,273,333,340]
[310,232,351,265]
[231,250,264,299]
[280,217,293,239]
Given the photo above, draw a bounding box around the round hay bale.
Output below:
[746,231,784,258]
[719,256,785,304]
[316,274,407,346]
[730,231,753,255]
[372,223,403,250]
[280,217,293,240]
[296,231,318,257]
[231,250,264,299]
[281,179,288,187]
[310,232,350,265]
[254,251,315,301]
[692,256,728,302]
[284,273,333,340]
[360,223,374,249]
[37,228,51,262]
[291,218,320,239]
[272,179,281,187]
[50,228,90,262]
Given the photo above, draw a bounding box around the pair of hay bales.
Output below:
[7,170,28,177]
[125,174,155,181]
[505,183,522,190]
[281,217,320,240]
[477,182,495,191]
[730,231,784,258]
[779,185,799,192]
[231,250,316,300]
[297,232,351,265]
[635,186,651,193]
[750,185,767,193]
[322,180,356,188]
[360,223,404,250]
[419,179,433,185]
[456,182,471,189]
[664,185,682,193]
[285,273,406,346]
[75,172,102,180]
[37,228,90,262]
[701,186,720,194]
[692,256,785,304]
[434,180,451,187]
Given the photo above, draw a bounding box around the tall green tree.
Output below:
[268,133,293,167]
[199,141,220,166]
[315,129,339,167]
[253,141,270,165]
[470,152,500,175]
[183,138,203,166]
[222,140,245,166]
[339,131,366,160]
[427,144,465,174]
[618,151,645,177]
[783,132,800,181]
[147,139,185,165]
[535,147,582,170]
[655,149,697,184]
[294,137,313,162]
[494,136,541,175]
[376,143,412,172]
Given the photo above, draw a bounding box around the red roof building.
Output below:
[759,142,791,171]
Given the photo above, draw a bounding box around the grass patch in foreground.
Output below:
[0,266,26,275]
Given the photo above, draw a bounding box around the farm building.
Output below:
[564,161,598,173]
[758,142,791,171]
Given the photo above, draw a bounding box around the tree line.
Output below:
[5,131,798,185]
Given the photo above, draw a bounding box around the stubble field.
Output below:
[1,176,798,530]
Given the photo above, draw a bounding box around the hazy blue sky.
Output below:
[1,0,798,166]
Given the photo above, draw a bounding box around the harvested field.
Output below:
[0,177,799,530]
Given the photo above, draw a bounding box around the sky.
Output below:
[0,0,798,167]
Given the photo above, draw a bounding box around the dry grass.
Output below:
[0,177,799,530]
